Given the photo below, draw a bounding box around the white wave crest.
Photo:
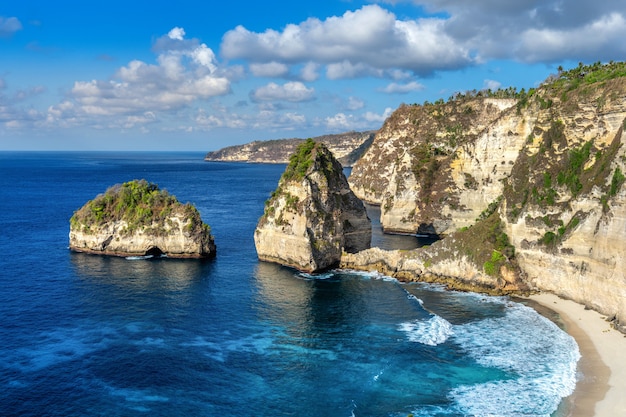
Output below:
[451,301,580,416]
[399,315,453,346]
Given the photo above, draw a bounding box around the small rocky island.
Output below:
[254,139,371,272]
[69,179,216,259]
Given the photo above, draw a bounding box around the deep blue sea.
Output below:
[0,152,580,417]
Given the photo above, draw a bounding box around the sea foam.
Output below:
[449,299,580,416]
[399,315,454,346]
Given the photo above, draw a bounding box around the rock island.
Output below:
[254,139,371,272]
[69,179,216,259]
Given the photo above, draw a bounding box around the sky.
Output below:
[2,1,626,151]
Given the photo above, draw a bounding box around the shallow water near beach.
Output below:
[0,152,579,416]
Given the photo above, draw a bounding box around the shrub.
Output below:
[609,167,625,196]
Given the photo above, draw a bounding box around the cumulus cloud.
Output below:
[250,62,289,78]
[250,81,315,103]
[0,16,22,37]
[221,5,472,77]
[346,96,365,111]
[221,1,626,82]
[324,107,393,131]
[300,62,320,82]
[517,12,626,62]
[364,107,394,123]
[195,107,248,130]
[387,0,626,63]
[483,79,501,91]
[379,81,425,94]
[253,111,307,130]
[47,28,230,127]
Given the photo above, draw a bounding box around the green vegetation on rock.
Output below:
[70,179,211,237]
[282,138,317,182]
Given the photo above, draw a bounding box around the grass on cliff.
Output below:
[431,208,517,282]
[504,116,624,223]
[70,179,211,237]
[282,138,317,182]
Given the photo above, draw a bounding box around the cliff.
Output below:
[69,180,216,259]
[254,139,371,272]
[344,61,626,331]
[205,130,375,167]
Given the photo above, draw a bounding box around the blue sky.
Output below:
[2,0,626,151]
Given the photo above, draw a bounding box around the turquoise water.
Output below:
[0,152,579,416]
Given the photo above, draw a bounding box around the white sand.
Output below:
[528,293,626,417]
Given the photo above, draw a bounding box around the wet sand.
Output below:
[527,293,626,417]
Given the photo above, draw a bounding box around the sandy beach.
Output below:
[526,293,626,417]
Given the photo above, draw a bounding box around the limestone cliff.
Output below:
[343,62,626,330]
[69,180,216,259]
[254,139,371,272]
[205,131,375,167]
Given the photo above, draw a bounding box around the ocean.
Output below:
[0,152,580,416]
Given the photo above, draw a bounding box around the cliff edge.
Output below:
[69,180,216,259]
[254,139,371,272]
[344,61,626,331]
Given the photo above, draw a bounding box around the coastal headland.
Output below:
[205,61,626,416]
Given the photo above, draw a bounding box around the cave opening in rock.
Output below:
[145,247,164,257]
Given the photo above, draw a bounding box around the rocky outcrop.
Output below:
[341,210,527,295]
[205,131,375,167]
[343,62,626,330]
[69,180,216,259]
[254,139,371,272]
[349,97,522,235]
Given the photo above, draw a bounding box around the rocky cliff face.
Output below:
[69,180,216,259]
[349,97,523,234]
[254,139,371,272]
[205,131,375,167]
[343,62,626,330]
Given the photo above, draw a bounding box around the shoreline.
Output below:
[524,293,626,417]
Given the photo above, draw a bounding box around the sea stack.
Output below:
[69,179,216,258]
[254,139,371,272]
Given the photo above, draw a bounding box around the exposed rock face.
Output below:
[254,139,371,272]
[341,211,527,295]
[343,62,626,330]
[69,180,216,259]
[349,98,521,234]
[205,131,375,167]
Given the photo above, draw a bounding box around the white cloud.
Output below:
[250,62,289,78]
[168,27,185,41]
[0,16,22,37]
[363,107,394,123]
[518,12,626,62]
[300,62,320,82]
[253,111,307,130]
[47,28,231,127]
[326,61,384,80]
[324,107,393,131]
[250,81,315,103]
[325,113,354,131]
[222,1,626,79]
[483,79,501,91]
[389,0,626,63]
[346,96,365,111]
[379,81,425,94]
[195,108,247,129]
[221,5,472,77]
